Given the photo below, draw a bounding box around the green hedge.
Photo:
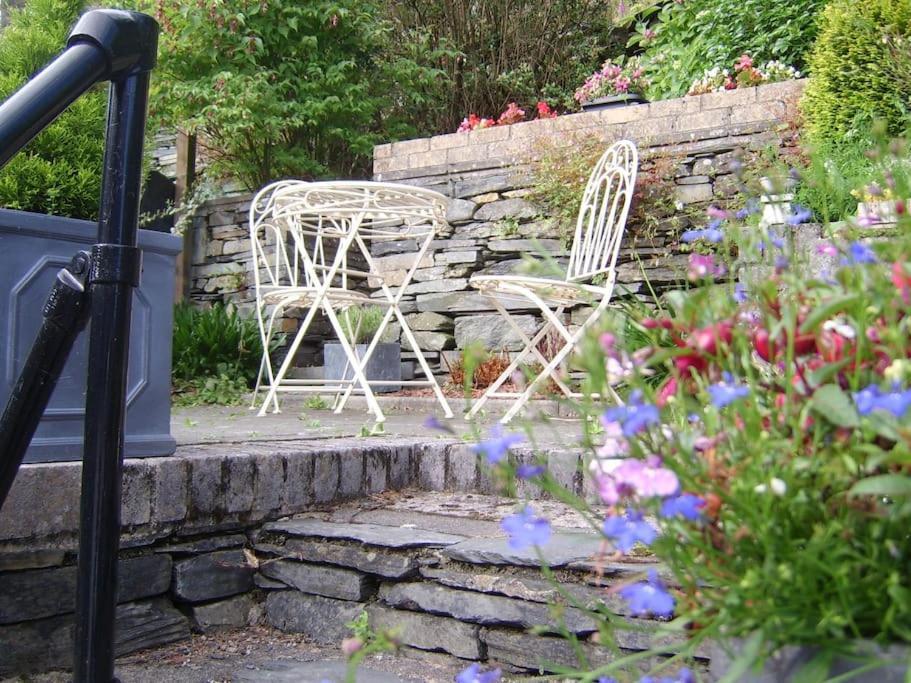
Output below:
[801,0,911,145]
[0,0,105,220]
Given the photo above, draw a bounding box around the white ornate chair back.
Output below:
[565,140,638,284]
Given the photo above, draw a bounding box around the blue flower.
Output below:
[603,391,660,437]
[786,204,813,226]
[841,241,878,266]
[501,506,551,550]
[735,200,759,219]
[423,415,455,434]
[661,494,704,521]
[598,678,618,683]
[733,282,747,304]
[471,424,524,464]
[853,384,911,417]
[516,464,545,479]
[618,570,675,618]
[707,372,750,408]
[681,226,723,243]
[603,509,658,553]
[456,663,502,683]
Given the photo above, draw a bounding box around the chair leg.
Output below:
[395,306,454,419]
[321,300,386,423]
[465,299,558,420]
[333,306,397,414]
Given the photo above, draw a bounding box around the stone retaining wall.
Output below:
[0,439,605,675]
[186,81,804,375]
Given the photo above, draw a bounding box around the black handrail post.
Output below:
[68,11,158,683]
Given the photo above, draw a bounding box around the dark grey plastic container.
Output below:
[0,208,181,462]
[323,343,401,393]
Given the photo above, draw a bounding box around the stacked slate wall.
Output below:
[186,80,804,374]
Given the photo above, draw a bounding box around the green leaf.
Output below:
[792,650,833,683]
[810,384,859,428]
[798,294,860,334]
[849,475,911,498]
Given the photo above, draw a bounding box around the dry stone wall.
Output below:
[187,81,804,375]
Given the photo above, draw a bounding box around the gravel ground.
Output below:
[2,626,470,683]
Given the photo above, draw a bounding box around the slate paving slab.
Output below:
[256,539,420,579]
[443,531,605,567]
[264,518,466,548]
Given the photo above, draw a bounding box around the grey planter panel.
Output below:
[0,209,180,462]
[323,343,401,393]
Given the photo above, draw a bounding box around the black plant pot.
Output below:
[581,93,648,112]
[323,342,401,394]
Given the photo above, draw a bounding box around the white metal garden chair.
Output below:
[466,140,638,423]
[248,180,453,423]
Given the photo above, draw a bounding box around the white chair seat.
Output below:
[466,140,638,423]
[261,287,382,308]
[470,274,611,307]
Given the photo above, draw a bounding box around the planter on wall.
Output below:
[0,209,181,463]
[581,93,648,112]
[323,343,401,394]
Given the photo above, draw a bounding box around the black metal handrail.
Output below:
[0,9,158,682]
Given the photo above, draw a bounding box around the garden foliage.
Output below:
[633,0,826,100]
[149,0,448,188]
[171,302,267,405]
[386,0,622,130]
[801,0,911,146]
[0,0,106,219]
[458,135,911,679]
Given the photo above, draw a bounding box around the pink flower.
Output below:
[613,76,631,93]
[735,54,753,72]
[613,456,680,498]
[536,101,557,119]
[707,205,729,220]
[687,253,725,281]
[597,420,629,459]
[497,102,526,126]
[643,28,657,41]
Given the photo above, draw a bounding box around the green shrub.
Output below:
[634,0,826,100]
[341,306,386,345]
[149,0,448,188]
[0,0,105,219]
[801,0,911,145]
[171,302,270,405]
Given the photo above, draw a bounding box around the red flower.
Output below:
[893,260,911,304]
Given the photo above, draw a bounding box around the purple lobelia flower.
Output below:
[456,663,503,683]
[423,415,455,434]
[471,424,524,464]
[681,226,724,244]
[707,372,750,408]
[853,384,911,417]
[501,506,551,550]
[841,241,878,266]
[604,391,660,437]
[597,678,618,683]
[612,456,679,498]
[733,282,747,303]
[516,464,545,479]
[618,569,675,618]
[786,204,813,226]
[603,509,658,553]
[661,493,705,521]
[736,199,759,219]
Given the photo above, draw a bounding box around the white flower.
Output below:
[755,478,787,496]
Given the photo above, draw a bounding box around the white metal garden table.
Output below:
[249,180,453,423]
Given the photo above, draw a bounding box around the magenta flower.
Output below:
[613,456,679,498]
[501,506,551,550]
[471,424,524,464]
[603,509,658,553]
[687,253,725,281]
[618,569,675,618]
